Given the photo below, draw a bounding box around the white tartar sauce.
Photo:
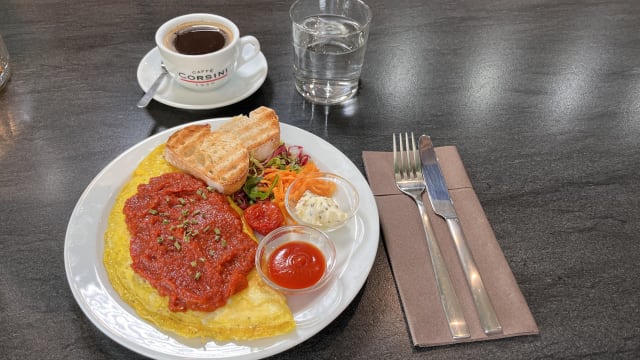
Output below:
[294,190,348,227]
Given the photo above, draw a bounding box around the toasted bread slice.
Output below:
[164,124,249,194]
[218,106,280,161]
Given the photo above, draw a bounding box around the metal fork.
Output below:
[393,132,470,339]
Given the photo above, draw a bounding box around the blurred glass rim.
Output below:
[0,35,8,54]
[289,0,373,34]
[0,34,10,87]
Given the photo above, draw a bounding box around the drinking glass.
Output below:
[0,35,10,91]
[290,0,372,105]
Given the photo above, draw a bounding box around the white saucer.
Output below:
[136,47,268,110]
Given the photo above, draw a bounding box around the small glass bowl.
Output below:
[284,172,359,232]
[255,225,336,294]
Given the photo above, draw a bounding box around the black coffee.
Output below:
[168,23,232,55]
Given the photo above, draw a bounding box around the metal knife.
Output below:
[419,135,503,335]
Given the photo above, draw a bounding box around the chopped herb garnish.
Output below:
[199,189,207,199]
[190,261,197,267]
[148,209,158,215]
[157,236,164,243]
[194,271,202,280]
[174,241,181,250]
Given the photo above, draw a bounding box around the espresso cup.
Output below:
[155,13,260,91]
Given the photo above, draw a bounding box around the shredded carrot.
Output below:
[255,160,335,224]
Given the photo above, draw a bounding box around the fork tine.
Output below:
[406,132,413,178]
[393,133,400,181]
[410,132,422,179]
[395,133,406,180]
[400,132,408,179]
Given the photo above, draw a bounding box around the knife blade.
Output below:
[419,135,503,335]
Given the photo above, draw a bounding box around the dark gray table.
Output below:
[1,0,639,359]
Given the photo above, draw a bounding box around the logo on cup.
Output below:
[178,68,228,86]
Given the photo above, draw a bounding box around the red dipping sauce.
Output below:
[267,241,326,290]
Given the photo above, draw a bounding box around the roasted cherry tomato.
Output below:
[244,200,284,235]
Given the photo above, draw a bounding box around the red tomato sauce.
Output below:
[124,172,257,312]
[267,241,326,289]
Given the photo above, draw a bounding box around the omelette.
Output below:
[103,144,295,340]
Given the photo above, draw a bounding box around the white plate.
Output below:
[64,119,380,360]
[136,48,268,110]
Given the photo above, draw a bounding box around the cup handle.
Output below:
[236,36,260,69]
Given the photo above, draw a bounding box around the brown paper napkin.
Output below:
[363,147,538,347]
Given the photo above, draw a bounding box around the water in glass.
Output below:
[293,15,368,105]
